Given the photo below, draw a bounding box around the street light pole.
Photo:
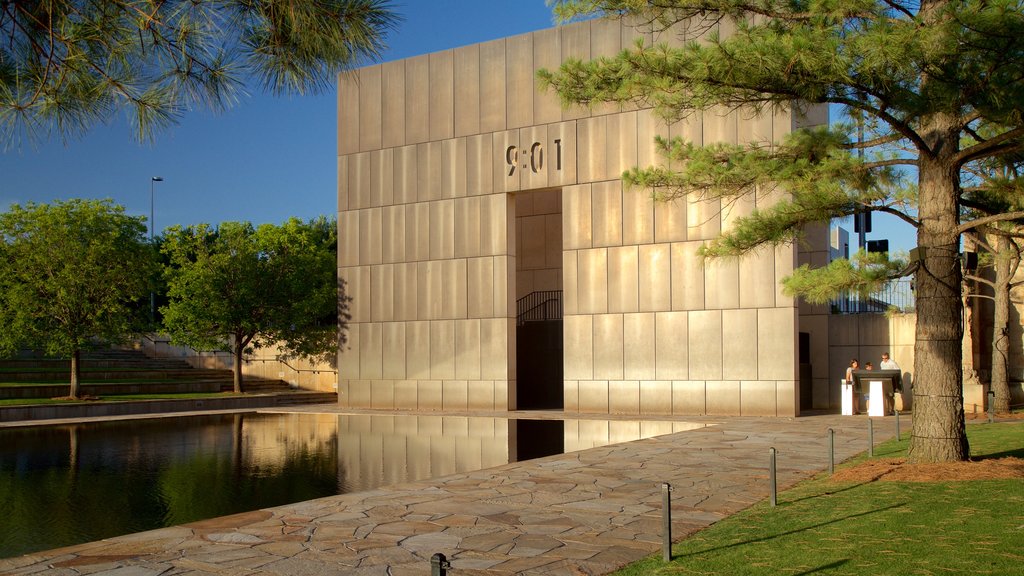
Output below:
[150,177,163,324]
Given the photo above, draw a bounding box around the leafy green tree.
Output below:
[542,1,1024,462]
[0,199,156,399]
[0,0,399,145]
[161,217,343,393]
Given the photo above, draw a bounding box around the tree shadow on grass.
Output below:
[794,560,850,575]
[670,502,906,559]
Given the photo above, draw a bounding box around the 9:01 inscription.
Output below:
[506,139,562,176]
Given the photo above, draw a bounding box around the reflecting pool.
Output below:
[0,412,701,558]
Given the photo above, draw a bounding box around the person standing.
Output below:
[845,359,860,415]
[880,352,900,371]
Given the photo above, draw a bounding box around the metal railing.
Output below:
[830,280,916,314]
[516,290,563,326]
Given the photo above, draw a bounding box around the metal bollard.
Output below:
[828,428,835,475]
[431,553,450,576]
[769,447,777,507]
[868,418,874,457]
[988,390,995,423]
[662,482,672,562]
[895,410,901,441]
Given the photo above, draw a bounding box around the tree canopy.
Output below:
[161,217,343,393]
[0,0,399,145]
[541,0,1024,462]
[0,199,156,398]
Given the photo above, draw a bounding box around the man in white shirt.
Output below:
[880,352,900,371]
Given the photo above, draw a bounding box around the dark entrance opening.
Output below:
[516,291,563,409]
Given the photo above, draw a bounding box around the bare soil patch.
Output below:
[831,456,1024,483]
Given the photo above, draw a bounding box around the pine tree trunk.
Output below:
[233,333,244,394]
[991,235,1012,414]
[69,349,81,400]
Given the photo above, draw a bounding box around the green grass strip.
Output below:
[615,422,1024,576]
[0,392,245,406]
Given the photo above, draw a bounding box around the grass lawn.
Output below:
[0,392,245,406]
[616,421,1024,576]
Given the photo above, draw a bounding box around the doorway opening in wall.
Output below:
[514,187,564,410]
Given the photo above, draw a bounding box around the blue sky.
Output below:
[0,1,913,253]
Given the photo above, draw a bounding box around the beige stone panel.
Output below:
[560,23,591,121]
[672,381,705,414]
[563,184,593,250]
[442,259,468,320]
[338,72,360,156]
[394,145,418,205]
[405,203,429,262]
[758,308,797,381]
[349,152,371,210]
[577,116,608,183]
[480,193,510,256]
[381,60,406,149]
[801,314,829,380]
[479,39,507,133]
[480,318,510,380]
[358,64,382,151]
[737,107,774,147]
[495,255,513,318]
[688,310,723,380]
[592,180,623,248]
[506,32,534,130]
[442,380,468,410]
[492,130,520,194]
[639,244,671,312]
[454,45,480,137]
[794,103,829,129]
[704,256,739,310]
[371,264,394,322]
[418,380,443,410]
[516,270,535,299]
[442,138,467,199]
[590,18,623,115]
[519,125,550,191]
[655,198,687,243]
[704,106,738,144]
[341,266,370,323]
[640,380,672,415]
[593,314,624,380]
[609,380,640,414]
[466,134,493,196]
[338,156,350,212]
[545,213,562,269]
[455,196,482,260]
[371,380,395,410]
[358,323,383,380]
[608,246,639,313]
[563,380,579,412]
[637,108,669,170]
[548,121,577,186]
[564,315,594,380]
[394,262,418,321]
[382,322,406,380]
[578,380,610,413]
[348,380,372,409]
[577,248,608,314]
[777,380,799,416]
[775,243,797,308]
[606,112,638,179]
[428,50,454,141]
[494,380,509,410]
[466,257,494,318]
[339,209,359,267]
[533,28,561,125]
[430,320,456,380]
[381,205,405,264]
[722,309,757,380]
[622,183,655,246]
[624,313,656,380]
[429,199,455,260]
[418,261,443,320]
[706,381,741,415]
[686,196,721,240]
[456,320,481,380]
[417,141,443,202]
[338,323,359,379]
[467,381,495,410]
[533,268,560,292]
[520,214,547,270]
[404,54,430,144]
[395,380,417,410]
[655,311,688,379]
[739,248,777,309]
[563,252,578,316]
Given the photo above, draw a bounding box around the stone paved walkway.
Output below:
[0,410,897,575]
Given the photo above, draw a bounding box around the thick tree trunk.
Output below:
[233,333,244,394]
[991,235,1012,413]
[69,349,81,400]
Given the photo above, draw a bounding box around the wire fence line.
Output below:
[830,280,916,314]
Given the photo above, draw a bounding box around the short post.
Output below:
[431,553,450,576]
[868,418,874,457]
[988,390,995,423]
[895,410,901,441]
[769,447,777,507]
[827,428,835,475]
[662,482,672,562]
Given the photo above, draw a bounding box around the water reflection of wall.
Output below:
[564,420,706,452]
[242,413,341,467]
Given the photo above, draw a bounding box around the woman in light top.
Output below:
[845,359,860,414]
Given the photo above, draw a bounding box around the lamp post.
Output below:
[150,177,163,324]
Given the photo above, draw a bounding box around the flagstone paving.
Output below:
[0,410,895,575]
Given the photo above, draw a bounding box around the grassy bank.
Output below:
[0,392,245,406]
[617,422,1024,575]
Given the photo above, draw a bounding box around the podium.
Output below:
[841,381,855,415]
[853,370,900,416]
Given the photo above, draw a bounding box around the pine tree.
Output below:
[541,0,1024,462]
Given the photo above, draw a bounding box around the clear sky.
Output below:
[0,0,913,253]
